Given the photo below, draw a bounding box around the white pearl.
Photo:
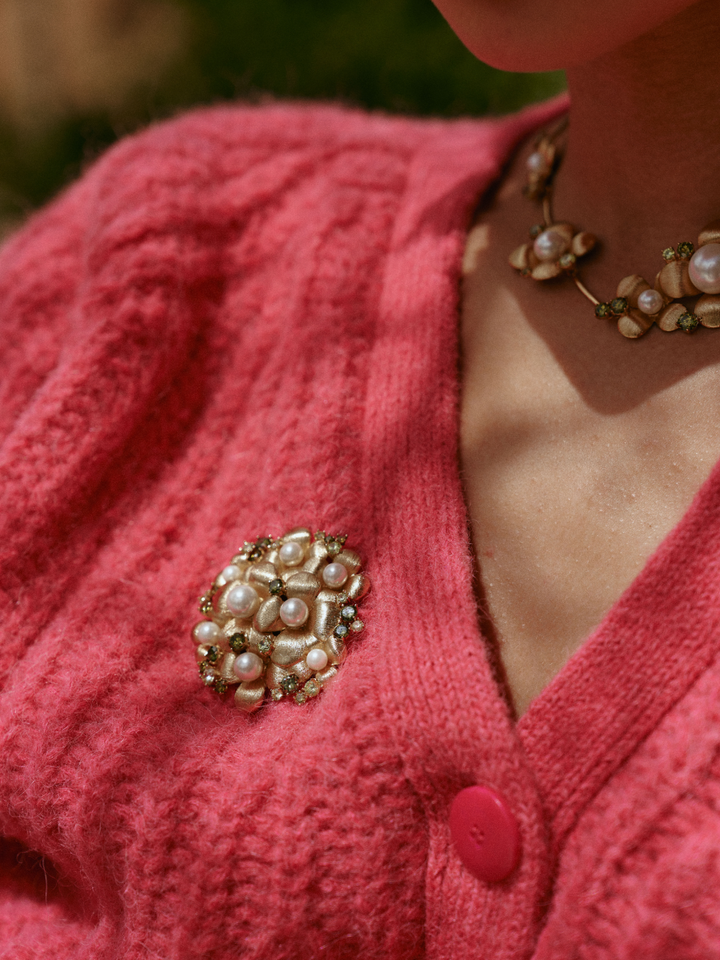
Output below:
[689,243,720,294]
[226,583,260,618]
[533,228,569,263]
[193,620,221,643]
[221,564,242,583]
[526,151,550,176]
[279,597,309,628]
[322,562,349,588]
[306,647,329,671]
[279,541,303,566]
[233,651,264,682]
[637,289,664,316]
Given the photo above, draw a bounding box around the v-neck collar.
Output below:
[517,449,720,851]
[367,91,720,857]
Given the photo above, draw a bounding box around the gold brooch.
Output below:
[191,528,370,712]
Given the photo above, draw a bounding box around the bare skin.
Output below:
[449,0,720,716]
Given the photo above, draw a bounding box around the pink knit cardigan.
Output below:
[2,96,720,960]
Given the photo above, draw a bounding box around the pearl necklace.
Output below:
[509,122,720,338]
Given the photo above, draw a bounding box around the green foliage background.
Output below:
[0,0,564,220]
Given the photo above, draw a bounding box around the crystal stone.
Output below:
[677,312,700,332]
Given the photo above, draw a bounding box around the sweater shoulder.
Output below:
[76,101,504,233]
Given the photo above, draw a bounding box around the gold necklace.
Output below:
[510,121,720,338]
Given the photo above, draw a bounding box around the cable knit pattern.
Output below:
[2,95,720,960]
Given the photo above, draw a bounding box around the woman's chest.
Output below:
[460,229,720,715]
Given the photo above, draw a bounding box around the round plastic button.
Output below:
[449,785,521,883]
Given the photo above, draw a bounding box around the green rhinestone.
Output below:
[559,252,577,270]
[229,632,247,653]
[340,605,357,622]
[268,578,285,596]
[610,297,628,316]
[304,680,320,698]
[677,312,700,333]
[326,540,342,557]
[662,246,676,262]
[205,645,220,663]
[257,637,273,655]
[334,624,349,640]
[256,537,272,549]
[248,548,262,561]
[215,680,228,696]
[529,224,543,239]
[676,241,694,260]
[594,302,612,319]
[198,661,210,676]
[280,675,299,694]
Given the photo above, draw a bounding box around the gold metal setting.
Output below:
[510,120,720,338]
[192,527,370,712]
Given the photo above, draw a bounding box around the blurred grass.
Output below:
[0,0,564,221]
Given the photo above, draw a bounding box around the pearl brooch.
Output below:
[192,528,371,712]
[509,119,720,337]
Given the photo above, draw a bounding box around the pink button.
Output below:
[449,785,521,883]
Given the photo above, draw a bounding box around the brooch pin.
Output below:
[191,527,370,712]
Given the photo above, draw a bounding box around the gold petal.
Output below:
[551,221,575,242]
[246,625,271,651]
[658,259,700,299]
[284,572,321,599]
[316,665,338,687]
[271,630,315,666]
[254,596,283,632]
[570,231,596,257]
[698,220,720,247]
[333,549,361,575]
[302,540,328,575]
[346,573,371,602]
[617,309,653,339]
[616,274,651,307]
[313,600,340,639]
[326,636,347,665]
[248,561,279,594]
[265,548,281,567]
[291,661,313,682]
[530,261,563,281]
[234,679,265,713]
[219,652,241,683]
[656,302,686,332]
[509,243,530,271]
[266,663,289,690]
[316,589,340,603]
[284,527,313,547]
[696,294,720,328]
[221,618,247,640]
[214,581,239,623]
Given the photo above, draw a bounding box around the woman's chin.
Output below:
[432,0,704,73]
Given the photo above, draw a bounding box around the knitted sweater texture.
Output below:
[2,97,720,960]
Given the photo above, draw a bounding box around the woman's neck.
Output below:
[554,0,720,290]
